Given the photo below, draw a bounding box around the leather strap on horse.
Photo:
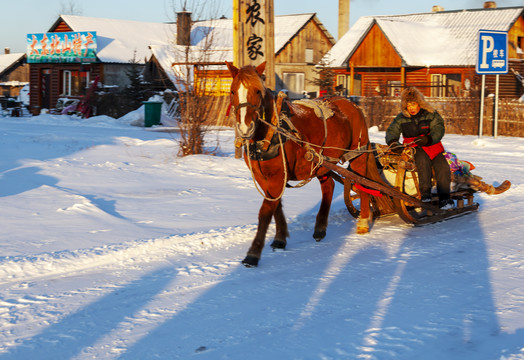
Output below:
[341,145,369,163]
[259,99,281,152]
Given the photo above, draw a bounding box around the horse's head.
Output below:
[226,61,267,140]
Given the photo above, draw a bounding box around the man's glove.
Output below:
[389,141,404,154]
[414,135,431,147]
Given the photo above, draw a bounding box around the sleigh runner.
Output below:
[321,144,510,226]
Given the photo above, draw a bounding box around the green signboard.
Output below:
[27,31,97,63]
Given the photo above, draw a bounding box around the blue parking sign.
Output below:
[476,30,508,74]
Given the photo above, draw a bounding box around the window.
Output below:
[63,70,72,96]
[431,74,445,97]
[62,70,90,96]
[336,75,346,87]
[387,80,402,97]
[305,48,314,64]
[353,74,362,96]
[282,72,305,98]
[336,75,347,96]
[431,74,460,97]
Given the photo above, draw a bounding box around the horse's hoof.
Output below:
[270,239,286,250]
[242,255,259,267]
[356,217,370,234]
[356,227,369,235]
[313,230,326,242]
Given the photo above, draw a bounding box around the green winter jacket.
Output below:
[385,108,446,147]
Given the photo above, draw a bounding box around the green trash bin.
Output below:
[143,101,162,127]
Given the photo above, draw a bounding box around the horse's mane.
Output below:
[237,66,266,95]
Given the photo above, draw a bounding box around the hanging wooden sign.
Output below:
[233,0,275,89]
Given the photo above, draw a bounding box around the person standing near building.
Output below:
[385,87,454,209]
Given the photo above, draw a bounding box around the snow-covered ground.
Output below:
[1,112,524,359]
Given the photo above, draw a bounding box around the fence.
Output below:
[209,95,524,137]
[358,97,524,137]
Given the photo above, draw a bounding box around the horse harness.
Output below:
[232,91,369,200]
[236,92,368,166]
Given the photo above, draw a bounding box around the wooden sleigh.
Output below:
[319,144,511,226]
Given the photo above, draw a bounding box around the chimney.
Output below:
[4,47,10,54]
[432,5,444,12]
[176,11,192,46]
[483,1,497,8]
[338,0,350,40]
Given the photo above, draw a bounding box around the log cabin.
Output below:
[322,2,524,99]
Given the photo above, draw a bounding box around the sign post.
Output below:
[475,29,508,138]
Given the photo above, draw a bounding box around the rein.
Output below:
[229,92,288,201]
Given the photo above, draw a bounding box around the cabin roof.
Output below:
[46,13,333,65]
[323,6,524,68]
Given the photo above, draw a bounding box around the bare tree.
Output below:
[57,0,83,16]
[169,0,228,156]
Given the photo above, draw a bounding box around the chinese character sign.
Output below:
[245,0,265,60]
[27,32,97,63]
[233,0,275,88]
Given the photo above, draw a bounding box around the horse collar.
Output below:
[245,131,286,161]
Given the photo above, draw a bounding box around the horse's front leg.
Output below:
[242,199,281,267]
[270,201,288,250]
[313,175,335,241]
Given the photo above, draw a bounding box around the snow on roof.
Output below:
[149,13,325,85]
[0,53,25,75]
[189,13,319,54]
[56,13,322,66]
[57,15,177,64]
[150,44,232,89]
[274,13,318,53]
[322,17,374,68]
[323,6,524,68]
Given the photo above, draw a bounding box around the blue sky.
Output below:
[1,0,523,53]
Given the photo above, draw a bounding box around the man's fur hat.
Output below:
[400,87,435,117]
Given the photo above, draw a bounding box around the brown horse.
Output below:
[226,61,372,267]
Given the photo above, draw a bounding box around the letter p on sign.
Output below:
[479,35,494,69]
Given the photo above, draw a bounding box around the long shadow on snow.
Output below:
[350,211,524,359]
[0,266,175,360]
[117,217,401,359]
[121,208,523,359]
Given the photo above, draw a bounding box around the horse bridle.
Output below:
[233,100,263,120]
[232,94,265,139]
